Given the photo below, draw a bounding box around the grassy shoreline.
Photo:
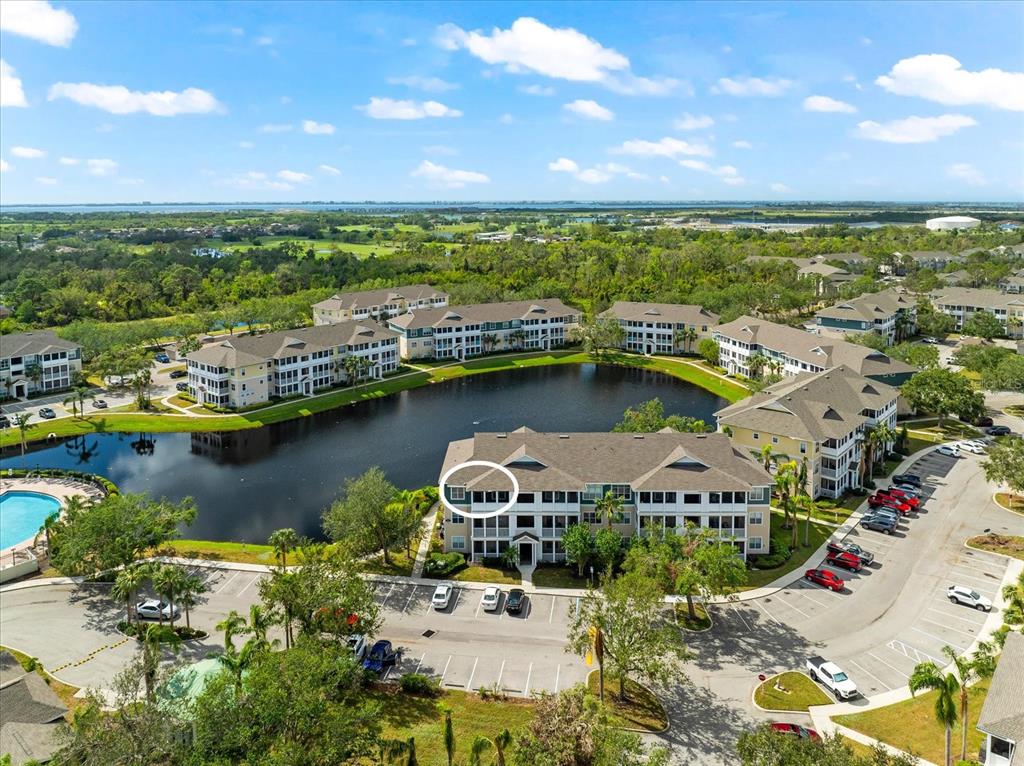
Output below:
[3,350,748,448]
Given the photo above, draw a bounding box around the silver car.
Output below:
[135,598,179,620]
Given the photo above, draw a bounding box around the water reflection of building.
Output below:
[190,430,274,465]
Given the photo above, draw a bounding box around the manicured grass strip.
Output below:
[995,493,1024,515]
[741,511,833,591]
[835,680,989,766]
[754,672,831,711]
[157,540,278,566]
[370,688,535,766]
[448,564,521,585]
[359,548,417,577]
[968,533,1024,561]
[533,564,591,590]
[585,673,668,732]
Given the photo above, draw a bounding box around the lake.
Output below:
[1,364,726,544]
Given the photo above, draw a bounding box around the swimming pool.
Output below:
[0,491,63,550]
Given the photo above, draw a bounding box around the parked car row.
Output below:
[861,473,932,535]
[432,583,527,615]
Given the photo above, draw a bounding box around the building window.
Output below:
[749,511,763,525]
[748,536,763,551]
[640,492,651,503]
[518,493,535,504]
[753,432,759,440]
[450,486,465,501]
[582,511,598,524]
[684,493,700,504]
[452,536,466,551]
[772,436,780,445]
[665,492,677,503]
[799,442,807,454]
[542,491,554,503]
[709,492,721,504]
[516,515,534,527]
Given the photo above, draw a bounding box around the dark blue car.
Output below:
[362,640,396,673]
[155,352,170,363]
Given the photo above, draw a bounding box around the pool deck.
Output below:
[0,477,104,562]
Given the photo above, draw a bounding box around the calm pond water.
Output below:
[1,364,726,543]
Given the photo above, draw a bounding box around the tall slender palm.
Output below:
[443,709,456,766]
[760,444,774,473]
[216,609,247,651]
[747,352,769,380]
[492,729,512,766]
[111,564,148,627]
[176,573,206,630]
[259,568,301,649]
[595,490,624,530]
[246,604,280,652]
[153,564,187,629]
[63,387,94,420]
[35,511,61,551]
[141,622,180,702]
[468,736,492,766]
[871,423,897,470]
[217,639,257,697]
[14,413,32,456]
[774,461,796,531]
[268,527,299,569]
[1001,571,1024,634]
[909,659,961,766]
[942,642,997,762]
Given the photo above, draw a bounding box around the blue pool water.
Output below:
[0,491,62,549]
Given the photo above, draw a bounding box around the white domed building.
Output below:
[926,215,981,231]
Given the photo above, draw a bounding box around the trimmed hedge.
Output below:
[399,672,440,696]
[4,467,119,496]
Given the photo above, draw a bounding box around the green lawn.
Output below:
[532,564,592,590]
[448,564,522,585]
[157,539,278,566]
[754,672,831,711]
[995,493,1024,515]
[585,674,668,732]
[370,688,535,766]
[835,680,989,766]
[674,601,712,631]
[359,548,417,577]
[742,511,833,590]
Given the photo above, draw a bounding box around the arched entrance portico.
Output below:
[513,531,538,565]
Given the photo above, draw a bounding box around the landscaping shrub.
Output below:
[399,672,440,696]
[118,622,206,641]
[424,551,465,576]
[752,527,792,569]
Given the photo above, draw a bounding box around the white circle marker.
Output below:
[438,460,519,520]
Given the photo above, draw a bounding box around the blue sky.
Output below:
[1,0,1022,204]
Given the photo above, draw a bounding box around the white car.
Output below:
[947,585,993,612]
[135,598,179,621]
[959,440,986,454]
[480,586,501,612]
[936,444,960,458]
[346,634,367,660]
[432,583,454,610]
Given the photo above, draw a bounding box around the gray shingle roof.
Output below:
[0,330,79,359]
[187,321,397,368]
[601,301,720,326]
[440,429,771,493]
[312,284,447,312]
[815,289,916,323]
[0,651,67,766]
[715,365,899,442]
[389,299,580,331]
[977,631,1024,763]
[930,287,1024,312]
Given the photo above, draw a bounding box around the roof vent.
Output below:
[558,434,569,439]
[496,433,507,439]
[632,434,645,439]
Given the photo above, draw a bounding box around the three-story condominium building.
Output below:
[439,428,773,564]
[813,289,918,345]
[976,631,1024,766]
[388,299,581,361]
[185,321,399,409]
[312,284,449,326]
[929,287,1024,338]
[600,301,720,355]
[714,316,916,386]
[0,331,82,398]
[715,365,900,499]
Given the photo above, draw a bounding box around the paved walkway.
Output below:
[410,505,439,578]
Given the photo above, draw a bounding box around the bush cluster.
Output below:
[424,551,465,576]
[399,672,440,696]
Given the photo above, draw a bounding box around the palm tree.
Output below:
[343,355,362,385]
[760,444,774,473]
[14,413,32,456]
[24,362,43,392]
[177,573,206,630]
[871,423,897,471]
[443,709,456,766]
[217,639,258,697]
[492,729,512,766]
[63,387,94,419]
[747,352,769,380]
[111,564,148,627]
[216,609,247,651]
[380,737,418,766]
[35,511,61,551]
[260,568,301,649]
[245,604,279,653]
[595,490,624,530]
[774,461,796,530]
[152,564,187,629]
[268,527,299,568]
[468,736,492,766]
[141,623,178,701]
[909,658,961,766]
[509,329,527,351]
[942,642,997,762]
[1001,571,1024,635]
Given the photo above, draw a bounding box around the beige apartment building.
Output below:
[312,284,449,326]
[600,301,720,355]
[439,428,773,563]
[0,330,83,398]
[715,365,900,499]
[929,287,1024,338]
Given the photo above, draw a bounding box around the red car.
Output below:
[826,551,862,572]
[868,494,912,515]
[805,568,845,591]
[770,722,820,740]
[877,487,920,508]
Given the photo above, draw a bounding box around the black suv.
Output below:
[892,473,922,488]
[505,588,526,615]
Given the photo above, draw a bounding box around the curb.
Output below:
[992,490,1024,517]
[751,671,831,714]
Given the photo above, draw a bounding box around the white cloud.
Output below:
[803,95,857,113]
[861,37,872,47]
[11,146,46,158]
[674,113,714,131]
[0,159,9,172]
[239,140,255,149]
[602,73,683,96]
[876,54,1024,112]
[410,159,489,188]
[678,159,745,185]
[423,144,458,156]
[436,17,676,95]
[280,96,291,105]
[360,97,462,120]
[498,112,515,124]
[47,82,222,116]
[575,168,612,184]
[387,75,460,92]
[563,99,614,121]
[0,60,28,107]
[116,177,144,185]
[58,156,79,165]
[277,169,312,183]
[548,157,580,173]
[856,114,977,143]
[259,123,293,133]
[770,182,793,193]
[712,76,793,97]
[842,74,863,91]
[0,0,77,47]
[35,176,58,185]
[318,164,341,176]
[254,36,274,46]
[519,84,555,96]
[947,162,987,186]
[221,171,293,192]
[400,37,417,47]
[611,136,713,158]
[86,158,118,176]
[302,119,335,135]
[732,140,752,149]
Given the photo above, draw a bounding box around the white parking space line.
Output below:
[440,655,453,683]
[379,584,395,609]
[949,571,1003,586]
[794,590,830,609]
[752,598,781,625]
[771,596,811,620]
[926,606,988,626]
[554,664,561,693]
[730,603,753,631]
[404,586,419,613]
[911,626,968,651]
[920,618,978,640]
[524,662,533,696]
[496,659,505,688]
[888,639,943,665]
[452,588,462,611]
[549,598,556,624]
[867,650,910,679]
[952,561,1006,576]
[474,596,483,619]
[213,571,241,594]
[849,659,893,692]
[414,653,425,673]
[466,657,479,690]
[237,574,260,598]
